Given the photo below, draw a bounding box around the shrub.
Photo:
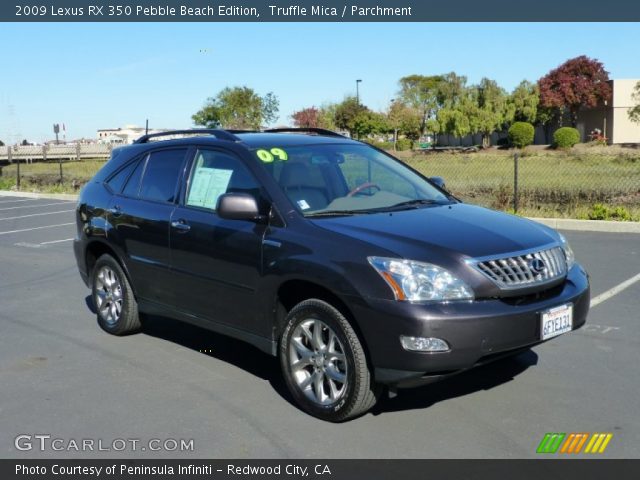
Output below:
[364,140,393,150]
[508,122,535,148]
[396,138,413,151]
[553,127,581,149]
[588,203,633,221]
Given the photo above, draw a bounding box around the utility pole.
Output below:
[356,79,362,105]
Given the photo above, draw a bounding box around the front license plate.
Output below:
[540,303,573,340]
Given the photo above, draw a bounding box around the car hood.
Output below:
[309,203,559,262]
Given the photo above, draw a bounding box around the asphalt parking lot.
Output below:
[0,194,638,459]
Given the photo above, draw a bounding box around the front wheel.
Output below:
[280,299,380,422]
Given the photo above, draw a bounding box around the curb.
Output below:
[528,217,640,234]
[0,190,79,202]
[1,190,639,233]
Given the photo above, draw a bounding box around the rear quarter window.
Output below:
[138,149,188,203]
[105,159,140,194]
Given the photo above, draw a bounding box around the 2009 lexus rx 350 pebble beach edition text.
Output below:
[74,128,590,421]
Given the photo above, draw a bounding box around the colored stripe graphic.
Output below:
[538,433,613,454]
[537,433,566,453]
[560,433,589,454]
[585,433,613,453]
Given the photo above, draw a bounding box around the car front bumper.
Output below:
[349,264,590,387]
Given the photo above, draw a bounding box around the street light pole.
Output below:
[356,79,362,105]
[603,100,608,143]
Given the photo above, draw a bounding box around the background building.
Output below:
[577,79,640,144]
[97,125,169,144]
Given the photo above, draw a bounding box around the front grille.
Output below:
[472,246,567,290]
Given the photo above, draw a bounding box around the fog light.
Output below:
[400,336,450,352]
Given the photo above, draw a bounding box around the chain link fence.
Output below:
[402,145,640,221]
[1,143,639,221]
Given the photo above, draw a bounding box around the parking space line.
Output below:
[0,210,75,221]
[40,238,74,245]
[0,198,38,204]
[0,222,75,236]
[590,272,640,308]
[0,202,74,211]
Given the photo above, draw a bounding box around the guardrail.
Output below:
[0,144,113,163]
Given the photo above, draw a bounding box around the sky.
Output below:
[1,22,639,143]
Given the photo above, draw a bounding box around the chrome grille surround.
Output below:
[468,244,567,290]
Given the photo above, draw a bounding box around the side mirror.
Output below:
[429,176,446,190]
[217,193,263,222]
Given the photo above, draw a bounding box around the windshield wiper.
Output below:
[378,199,442,211]
[305,209,377,217]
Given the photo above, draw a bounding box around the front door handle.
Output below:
[171,219,191,232]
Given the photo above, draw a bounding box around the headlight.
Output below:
[368,257,474,302]
[558,233,575,270]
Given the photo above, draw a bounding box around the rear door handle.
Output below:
[171,219,191,232]
[109,205,122,217]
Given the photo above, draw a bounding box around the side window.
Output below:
[105,159,139,194]
[186,150,261,211]
[138,149,187,203]
[121,157,145,198]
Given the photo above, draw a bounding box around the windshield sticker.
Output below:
[256,149,274,163]
[256,148,289,163]
[186,167,233,210]
[297,199,311,210]
[270,148,288,161]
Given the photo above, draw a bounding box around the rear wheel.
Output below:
[91,254,140,335]
[280,299,380,422]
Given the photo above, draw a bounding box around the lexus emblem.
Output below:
[529,258,546,275]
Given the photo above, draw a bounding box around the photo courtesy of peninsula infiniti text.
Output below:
[73,128,590,422]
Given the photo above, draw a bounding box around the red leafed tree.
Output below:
[291,107,320,128]
[538,56,612,127]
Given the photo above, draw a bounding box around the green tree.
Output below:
[317,103,338,130]
[192,86,279,129]
[629,81,640,123]
[397,75,443,135]
[334,96,368,136]
[472,78,511,147]
[0,140,4,147]
[437,107,471,139]
[535,105,558,144]
[437,72,468,108]
[387,101,421,149]
[352,111,387,138]
[509,80,539,123]
[434,73,471,140]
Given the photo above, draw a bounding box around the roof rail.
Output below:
[263,128,345,138]
[133,129,240,144]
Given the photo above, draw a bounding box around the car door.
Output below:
[107,148,188,305]
[168,148,267,334]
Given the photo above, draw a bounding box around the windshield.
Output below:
[254,143,452,216]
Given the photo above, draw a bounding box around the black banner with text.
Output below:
[3,0,640,22]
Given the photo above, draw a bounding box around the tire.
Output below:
[280,299,380,422]
[91,254,140,335]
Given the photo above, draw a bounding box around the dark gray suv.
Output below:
[74,128,590,421]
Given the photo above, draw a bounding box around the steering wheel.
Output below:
[347,182,381,197]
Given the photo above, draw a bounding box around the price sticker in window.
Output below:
[256,148,289,163]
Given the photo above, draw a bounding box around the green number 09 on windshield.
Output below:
[257,148,288,163]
